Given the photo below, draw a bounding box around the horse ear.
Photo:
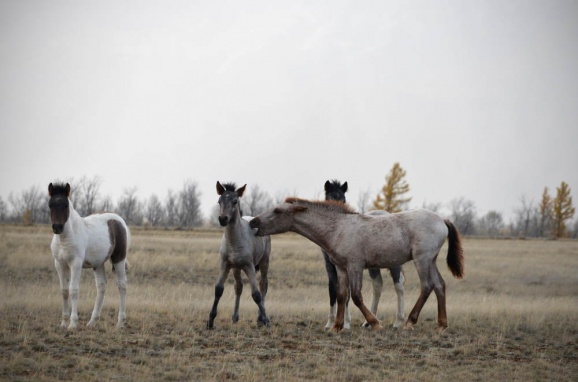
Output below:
[216,181,225,195]
[341,181,348,193]
[65,183,71,197]
[48,183,54,196]
[324,180,332,192]
[236,184,247,197]
[292,205,308,213]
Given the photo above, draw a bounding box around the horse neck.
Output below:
[61,201,83,236]
[292,207,344,251]
[224,210,248,247]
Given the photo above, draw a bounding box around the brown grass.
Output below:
[0,225,577,381]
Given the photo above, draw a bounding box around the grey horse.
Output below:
[250,198,464,333]
[322,180,404,330]
[207,182,272,329]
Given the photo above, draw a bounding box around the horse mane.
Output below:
[50,183,70,197]
[222,182,237,192]
[326,179,344,190]
[285,197,358,215]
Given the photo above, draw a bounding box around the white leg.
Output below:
[344,304,351,330]
[88,265,107,327]
[68,262,83,330]
[325,304,336,330]
[54,260,70,328]
[114,260,127,328]
[393,271,406,329]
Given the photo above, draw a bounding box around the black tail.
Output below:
[444,220,465,279]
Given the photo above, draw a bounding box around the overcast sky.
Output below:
[1,0,577,221]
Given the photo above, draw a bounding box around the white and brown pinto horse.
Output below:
[48,183,130,329]
[250,198,464,333]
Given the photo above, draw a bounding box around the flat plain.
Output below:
[1,224,577,381]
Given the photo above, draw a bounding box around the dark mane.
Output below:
[49,183,69,197]
[222,182,237,192]
[285,197,358,215]
[327,179,344,189]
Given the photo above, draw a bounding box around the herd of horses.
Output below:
[48,180,464,333]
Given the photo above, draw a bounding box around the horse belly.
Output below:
[365,246,411,269]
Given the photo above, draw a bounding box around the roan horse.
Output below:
[207,182,272,329]
[322,180,404,330]
[250,198,464,333]
[48,183,130,329]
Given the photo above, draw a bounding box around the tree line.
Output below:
[1,171,576,238]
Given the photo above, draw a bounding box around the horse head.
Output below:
[324,180,348,203]
[216,181,246,227]
[48,183,71,234]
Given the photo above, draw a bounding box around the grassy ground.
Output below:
[0,224,577,381]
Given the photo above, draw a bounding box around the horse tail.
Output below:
[444,219,464,279]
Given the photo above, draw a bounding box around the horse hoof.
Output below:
[257,317,270,327]
[372,324,384,331]
[361,322,371,329]
[436,325,448,334]
[86,321,96,328]
[206,321,215,330]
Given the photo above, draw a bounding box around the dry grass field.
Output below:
[1,224,577,381]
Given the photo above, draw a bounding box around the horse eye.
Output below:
[274,208,281,214]
[233,200,237,205]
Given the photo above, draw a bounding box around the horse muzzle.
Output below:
[249,218,263,235]
[218,216,229,227]
[52,224,64,234]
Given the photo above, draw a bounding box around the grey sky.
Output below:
[1,0,577,221]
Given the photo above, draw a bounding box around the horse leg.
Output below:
[329,267,349,333]
[114,259,128,328]
[431,264,448,332]
[244,265,269,327]
[258,257,269,306]
[391,267,406,329]
[322,251,338,330]
[207,264,230,329]
[405,258,434,330]
[349,267,382,331]
[232,268,243,323]
[54,260,70,328]
[68,260,83,330]
[362,268,383,328]
[87,265,107,327]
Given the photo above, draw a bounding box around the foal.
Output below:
[322,180,404,330]
[48,183,129,329]
[207,182,272,329]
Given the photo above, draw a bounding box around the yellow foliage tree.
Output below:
[372,162,411,213]
[551,181,575,238]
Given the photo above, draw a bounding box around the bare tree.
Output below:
[241,184,274,216]
[74,176,102,215]
[9,185,44,224]
[421,201,441,214]
[145,194,164,227]
[449,197,476,235]
[164,190,178,227]
[537,187,552,237]
[117,187,141,225]
[0,196,6,222]
[357,188,373,213]
[99,195,114,212]
[274,189,298,204]
[478,210,504,237]
[177,181,203,228]
[512,195,536,237]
